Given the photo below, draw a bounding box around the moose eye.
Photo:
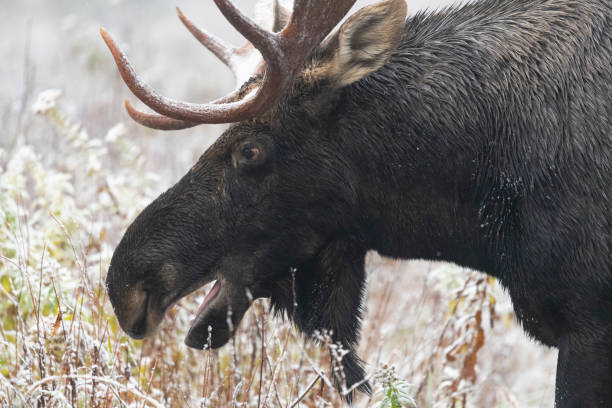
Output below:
[242,145,259,161]
[233,141,266,168]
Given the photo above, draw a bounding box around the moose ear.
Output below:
[313,0,407,87]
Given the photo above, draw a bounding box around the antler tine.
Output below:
[212,0,279,59]
[176,7,236,69]
[125,101,198,131]
[101,27,262,123]
[123,87,253,130]
[176,6,264,85]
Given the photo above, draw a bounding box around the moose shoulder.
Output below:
[102,0,612,405]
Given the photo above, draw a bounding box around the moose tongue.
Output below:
[185,281,257,350]
[196,280,221,318]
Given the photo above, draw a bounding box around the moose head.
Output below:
[103,0,407,396]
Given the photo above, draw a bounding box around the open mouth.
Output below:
[191,279,221,325]
[182,278,256,350]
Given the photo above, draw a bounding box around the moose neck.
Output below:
[339,77,491,273]
[334,3,553,276]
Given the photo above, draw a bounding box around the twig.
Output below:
[50,276,67,340]
[257,302,265,408]
[289,373,322,408]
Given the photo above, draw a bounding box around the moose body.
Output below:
[103,0,612,405]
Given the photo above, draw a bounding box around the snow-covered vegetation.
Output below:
[1,1,556,407]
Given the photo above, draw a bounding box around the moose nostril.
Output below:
[129,318,147,339]
[127,292,149,339]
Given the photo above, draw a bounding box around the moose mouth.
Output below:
[183,277,256,350]
[193,279,221,322]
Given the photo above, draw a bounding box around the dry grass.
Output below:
[1,1,557,407]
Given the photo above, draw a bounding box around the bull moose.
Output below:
[102,0,611,405]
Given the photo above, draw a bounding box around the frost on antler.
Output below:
[101,0,356,129]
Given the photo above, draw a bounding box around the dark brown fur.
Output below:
[106,0,611,405]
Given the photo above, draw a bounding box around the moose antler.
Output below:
[101,0,357,130]
[176,6,265,85]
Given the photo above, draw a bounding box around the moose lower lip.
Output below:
[191,280,221,324]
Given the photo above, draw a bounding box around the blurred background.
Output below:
[1,1,557,407]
